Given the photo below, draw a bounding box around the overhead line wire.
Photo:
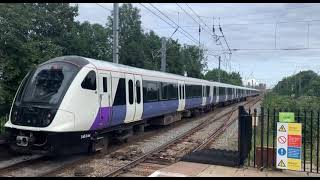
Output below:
[148,3,199,44]
[138,3,198,45]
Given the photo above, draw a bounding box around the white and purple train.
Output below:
[4,56,259,155]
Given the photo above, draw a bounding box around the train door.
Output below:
[98,72,112,127]
[177,81,185,111]
[124,74,135,123]
[233,88,235,100]
[210,86,213,104]
[202,85,206,106]
[133,75,143,121]
[225,88,228,102]
[124,74,143,123]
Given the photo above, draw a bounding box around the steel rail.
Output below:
[105,96,262,177]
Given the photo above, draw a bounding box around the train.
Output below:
[4,56,259,155]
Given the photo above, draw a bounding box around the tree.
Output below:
[65,21,112,60]
[0,3,78,106]
[166,39,184,76]
[273,70,319,97]
[142,30,162,71]
[204,68,243,86]
[0,2,211,108]
[106,3,146,68]
[180,45,207,78]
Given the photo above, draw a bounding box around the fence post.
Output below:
[248,108,251,167]
[266,109,270,169]
[311,111,313,172]
[317,111,319,174]
[260,107,264,169]
[272,109,276,169]
[304,110,307,171]
[253,108,257,168]
[238,106,242,165]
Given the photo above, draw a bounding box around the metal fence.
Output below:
[243,107,320,173]
[238,106,252,166]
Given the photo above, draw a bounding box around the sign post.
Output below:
[276,112,302,171]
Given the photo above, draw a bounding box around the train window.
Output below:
[143,81,159,102]
[113,78,126,106]
[168,84,177,100]
[15,71,33,102]
[20,62,79,105]
[81,71,96,90]
[103,77,108,92]
[179,85,182,99]
[194,85,202,98]
[161,82,168,100]
[203,86,205,97]
[186,85,192,99]
[219,87,225,95]
[182,85,185,99]
[129,80,134,104]
[136,80,141,104]
[206,86,210,97]
[213,86,217,96]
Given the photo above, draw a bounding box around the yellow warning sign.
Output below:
[288,158,301,171]
[288,123,302,136]
[278,125,286,132]
[278,160,286,167]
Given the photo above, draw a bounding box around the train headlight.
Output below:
[11,108,19,123]
[42,110,56,126]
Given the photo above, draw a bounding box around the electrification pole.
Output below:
[113,3,119,64]
[160,37,166,72]
[218,56,221,82]
[199,25,201,65]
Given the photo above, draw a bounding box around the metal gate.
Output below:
[242,107,320,173]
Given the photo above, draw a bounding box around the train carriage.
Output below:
[4,56,259,155]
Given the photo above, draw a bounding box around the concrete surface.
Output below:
[148,161,320,177]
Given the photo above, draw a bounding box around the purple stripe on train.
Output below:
[90,107,111,130]
[110,105,126,126]
[90,105,126,130]
[206,97,211,105]
[217,95,226,103]
[212,97,217,104]
[185,97,202,109]
[142,100,179,119]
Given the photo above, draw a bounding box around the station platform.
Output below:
[148,161,320,177]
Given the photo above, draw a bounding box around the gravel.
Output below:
[209,99,262,151]
[55,104,237,177]
[209,119,239,151]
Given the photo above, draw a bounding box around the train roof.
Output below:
[44,56,259,91]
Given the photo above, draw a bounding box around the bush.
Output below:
[0,115,8,135]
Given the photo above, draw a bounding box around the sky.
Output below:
[72,3,320,88]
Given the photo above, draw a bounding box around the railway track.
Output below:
[105,96,262,177]
[0,96,261,177]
